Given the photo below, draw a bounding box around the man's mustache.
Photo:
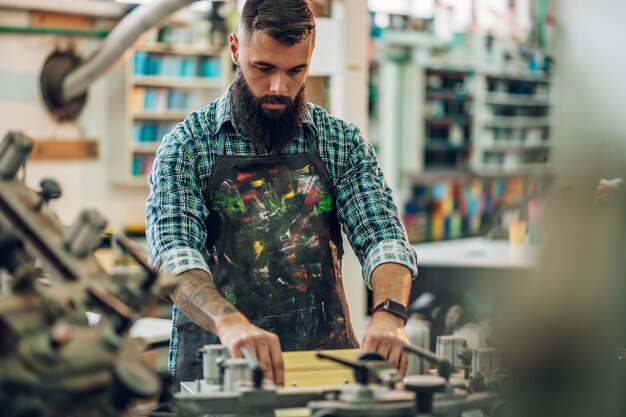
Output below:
[256,95,293,106]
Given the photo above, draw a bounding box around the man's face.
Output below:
[230,30,314,113]
[229,30,315,152]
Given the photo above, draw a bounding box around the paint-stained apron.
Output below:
[174,128,359,384]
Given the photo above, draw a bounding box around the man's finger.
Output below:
[361,335,378,353]
[376,338,391,362]
[255,344,274,384]
[387,343,403,370]
[398,350,409,378]
[269,338,284,387]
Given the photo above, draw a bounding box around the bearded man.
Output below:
[146,0,418,388]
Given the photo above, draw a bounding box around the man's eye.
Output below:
[258,67,271,73]
[288,69,303,76]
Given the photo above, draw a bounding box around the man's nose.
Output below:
[269,73,288,96]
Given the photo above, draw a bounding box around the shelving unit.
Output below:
[418,68,475,173]
[108,24,232,186]
[472,73,553,174]
[376,59,554,244]
[403,66,553,177]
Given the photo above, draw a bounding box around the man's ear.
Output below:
[229,33,239,65]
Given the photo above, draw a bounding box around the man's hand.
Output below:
[365,263,412,376]
[172,269,284,385]
[217,315,285,386]
[361,311,410,377]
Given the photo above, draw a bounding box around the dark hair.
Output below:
[240,0,315,46]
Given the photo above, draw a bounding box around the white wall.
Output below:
[0,32,148,231]
[552,0,626,181]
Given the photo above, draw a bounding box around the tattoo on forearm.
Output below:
[174,269,238,333]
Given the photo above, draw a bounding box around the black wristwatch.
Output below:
[372,299,408,325]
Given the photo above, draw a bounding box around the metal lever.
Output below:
[240,346,264,389]
[35,178,62,211]
[316,351,394,386]
[114,234,157,290]
[403,344,452,380]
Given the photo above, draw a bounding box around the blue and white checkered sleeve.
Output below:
[362,240,418,290]
[146,129,211,276]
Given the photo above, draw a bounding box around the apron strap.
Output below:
[305,127,317,152]
[217,128,227,156]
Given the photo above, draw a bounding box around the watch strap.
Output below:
[372,299,408,325]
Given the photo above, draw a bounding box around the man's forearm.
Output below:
[171,268,246,334]
[370,263,412,307]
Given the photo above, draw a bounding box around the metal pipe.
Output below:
[62,0,197,102]
[0,0,126,18]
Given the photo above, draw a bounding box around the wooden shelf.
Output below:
[426,90,473,101]
[474,164,552,177]
[478,143,552,152]
[133,111,188,121]
[109,21,232,187]
[485,72,550,83]
[485,94,551,106]
[485,117,551,128]
[425,142,470,151]
[137,42,223,56]
[426,116,472,126]
[132,76,222,89]
[131,143,161,153]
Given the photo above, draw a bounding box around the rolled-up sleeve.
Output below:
[146,128,211,276]
[333,127,418,289]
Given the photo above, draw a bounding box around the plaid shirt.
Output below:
[146,86,418,375]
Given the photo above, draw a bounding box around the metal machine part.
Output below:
[316,352,401,388]
[62,0,197,102]
[0,131,178,417]
[403,375,447,414]
[405,317,431,376]
[472,348,500,378]
[403,343,452,380]
[307,352,415,417]
[63,209,108,258]
[40,49,88,122]
[308,391,416,417]
[0,131,33,179]
[198,344,230,386]
[436,336,468,373]
[222,357,252,391]
[175,351,415,417]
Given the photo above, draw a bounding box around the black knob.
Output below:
[35,178,62,210]
[457,347,473,379]
[457,347,473,366]
[404,375,447,413]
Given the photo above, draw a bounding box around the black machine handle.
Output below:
[403,344,452,380]
[316,351,386,385]
[114,234,158,290]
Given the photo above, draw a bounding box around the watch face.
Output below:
[384,299,407,317]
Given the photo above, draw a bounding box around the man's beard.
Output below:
[230,67,306,153]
